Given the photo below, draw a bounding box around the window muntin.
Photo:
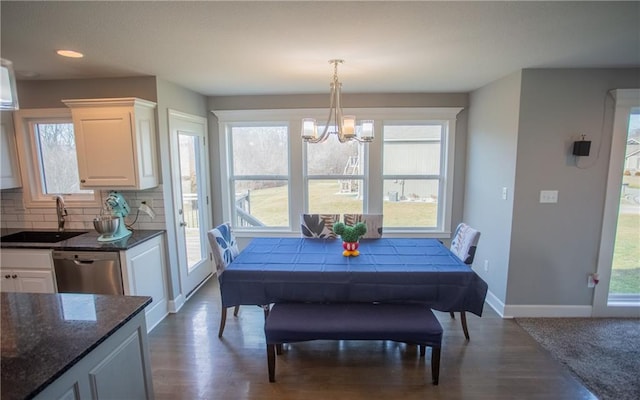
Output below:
[228,125,289,228]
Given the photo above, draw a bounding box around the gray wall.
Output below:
[155,78,208,301]
[466,71,522,303]
[467,68,640,312]
[17,77,157,108]
[508,68,640,307]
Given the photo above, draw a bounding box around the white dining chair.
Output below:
[207,222,241,338]
[449,222,481,340]
[343,214,383,239]
[300,214,340,239]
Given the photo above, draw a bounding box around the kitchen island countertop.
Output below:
[0,292,152,400]
[0,229,164,251]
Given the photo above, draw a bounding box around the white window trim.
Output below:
[13,108,102,208]
[214,107,462,236]
[216,115,293,232]
[381,118,456,233]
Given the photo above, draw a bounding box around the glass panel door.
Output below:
[594,90,640,317]
[169,110,212,298]
[609,109,640,302]
[179,133,205,272]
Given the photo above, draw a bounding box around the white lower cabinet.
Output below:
[0,249,55,293]
[33,311,154,400]
[121,234,168,332]
[1,269,55,293]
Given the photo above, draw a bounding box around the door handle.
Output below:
[180,222,187,227]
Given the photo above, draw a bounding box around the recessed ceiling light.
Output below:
[56,49,84,58]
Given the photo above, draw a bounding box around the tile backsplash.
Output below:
[0,186,166,233]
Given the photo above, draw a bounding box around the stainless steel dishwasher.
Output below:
[53,251,124,295]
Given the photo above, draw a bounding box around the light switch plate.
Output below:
[539,190,558,203]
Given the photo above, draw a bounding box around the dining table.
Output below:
[219,237,488,316]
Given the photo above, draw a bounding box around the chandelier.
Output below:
[301,59,374,144]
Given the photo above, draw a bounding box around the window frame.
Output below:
[13,108,101,208]
[381,119,452,233]
[228,121,291,230]
[215,107,462,237]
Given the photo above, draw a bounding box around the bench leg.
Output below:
[276,344,283,355]
[267,344,276,382]
[460,311,470,340]
[431,346,441,385]
[233,305,240,317]
[419,345,426,357]
[218,307,228,338]
[449,311,455,319]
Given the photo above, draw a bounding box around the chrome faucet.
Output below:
[55,195,67,232]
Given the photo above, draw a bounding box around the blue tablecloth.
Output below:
[220,238,488,316]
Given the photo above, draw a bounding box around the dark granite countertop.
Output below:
[0,229,164,251]
[0,292,152,400]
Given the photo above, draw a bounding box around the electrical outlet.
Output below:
[483,260,489,272]
[539,190,559,203]
[136,197,154,208]
[587,275,596,288]
[501,187,508,200]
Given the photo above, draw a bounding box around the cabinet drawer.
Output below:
[1,249,53,270]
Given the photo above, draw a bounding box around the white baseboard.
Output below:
[484,289,593,318]
[485,289,506,317]
[145,299,169,333]
[167,294,185,314]
[503,304,592,318]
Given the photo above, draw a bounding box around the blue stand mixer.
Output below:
[98,191,132,242]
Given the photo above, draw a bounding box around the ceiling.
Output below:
[1,1,639,96]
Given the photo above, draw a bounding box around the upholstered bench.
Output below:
[264,302,443,384]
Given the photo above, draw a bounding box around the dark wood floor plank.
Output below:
[149,278,596,400]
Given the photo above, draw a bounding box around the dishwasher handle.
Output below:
[73,259,95,265]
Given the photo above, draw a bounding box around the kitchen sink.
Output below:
[0,230,88,243]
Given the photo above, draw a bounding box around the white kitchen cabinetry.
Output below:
[0,249,55,293]
[33,310,153,400]
[1,111,22,189]
[120,234,168,331]
[62,98,159,190]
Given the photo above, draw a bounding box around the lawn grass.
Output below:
[610,212,640,294]
[248,181,437,227]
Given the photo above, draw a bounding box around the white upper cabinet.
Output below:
[0,111,22,189]
[63,98,159,190]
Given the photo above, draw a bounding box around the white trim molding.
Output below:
[503,305,593,318]
[485,288,595,318]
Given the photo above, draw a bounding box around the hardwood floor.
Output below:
[149,279,596,400]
